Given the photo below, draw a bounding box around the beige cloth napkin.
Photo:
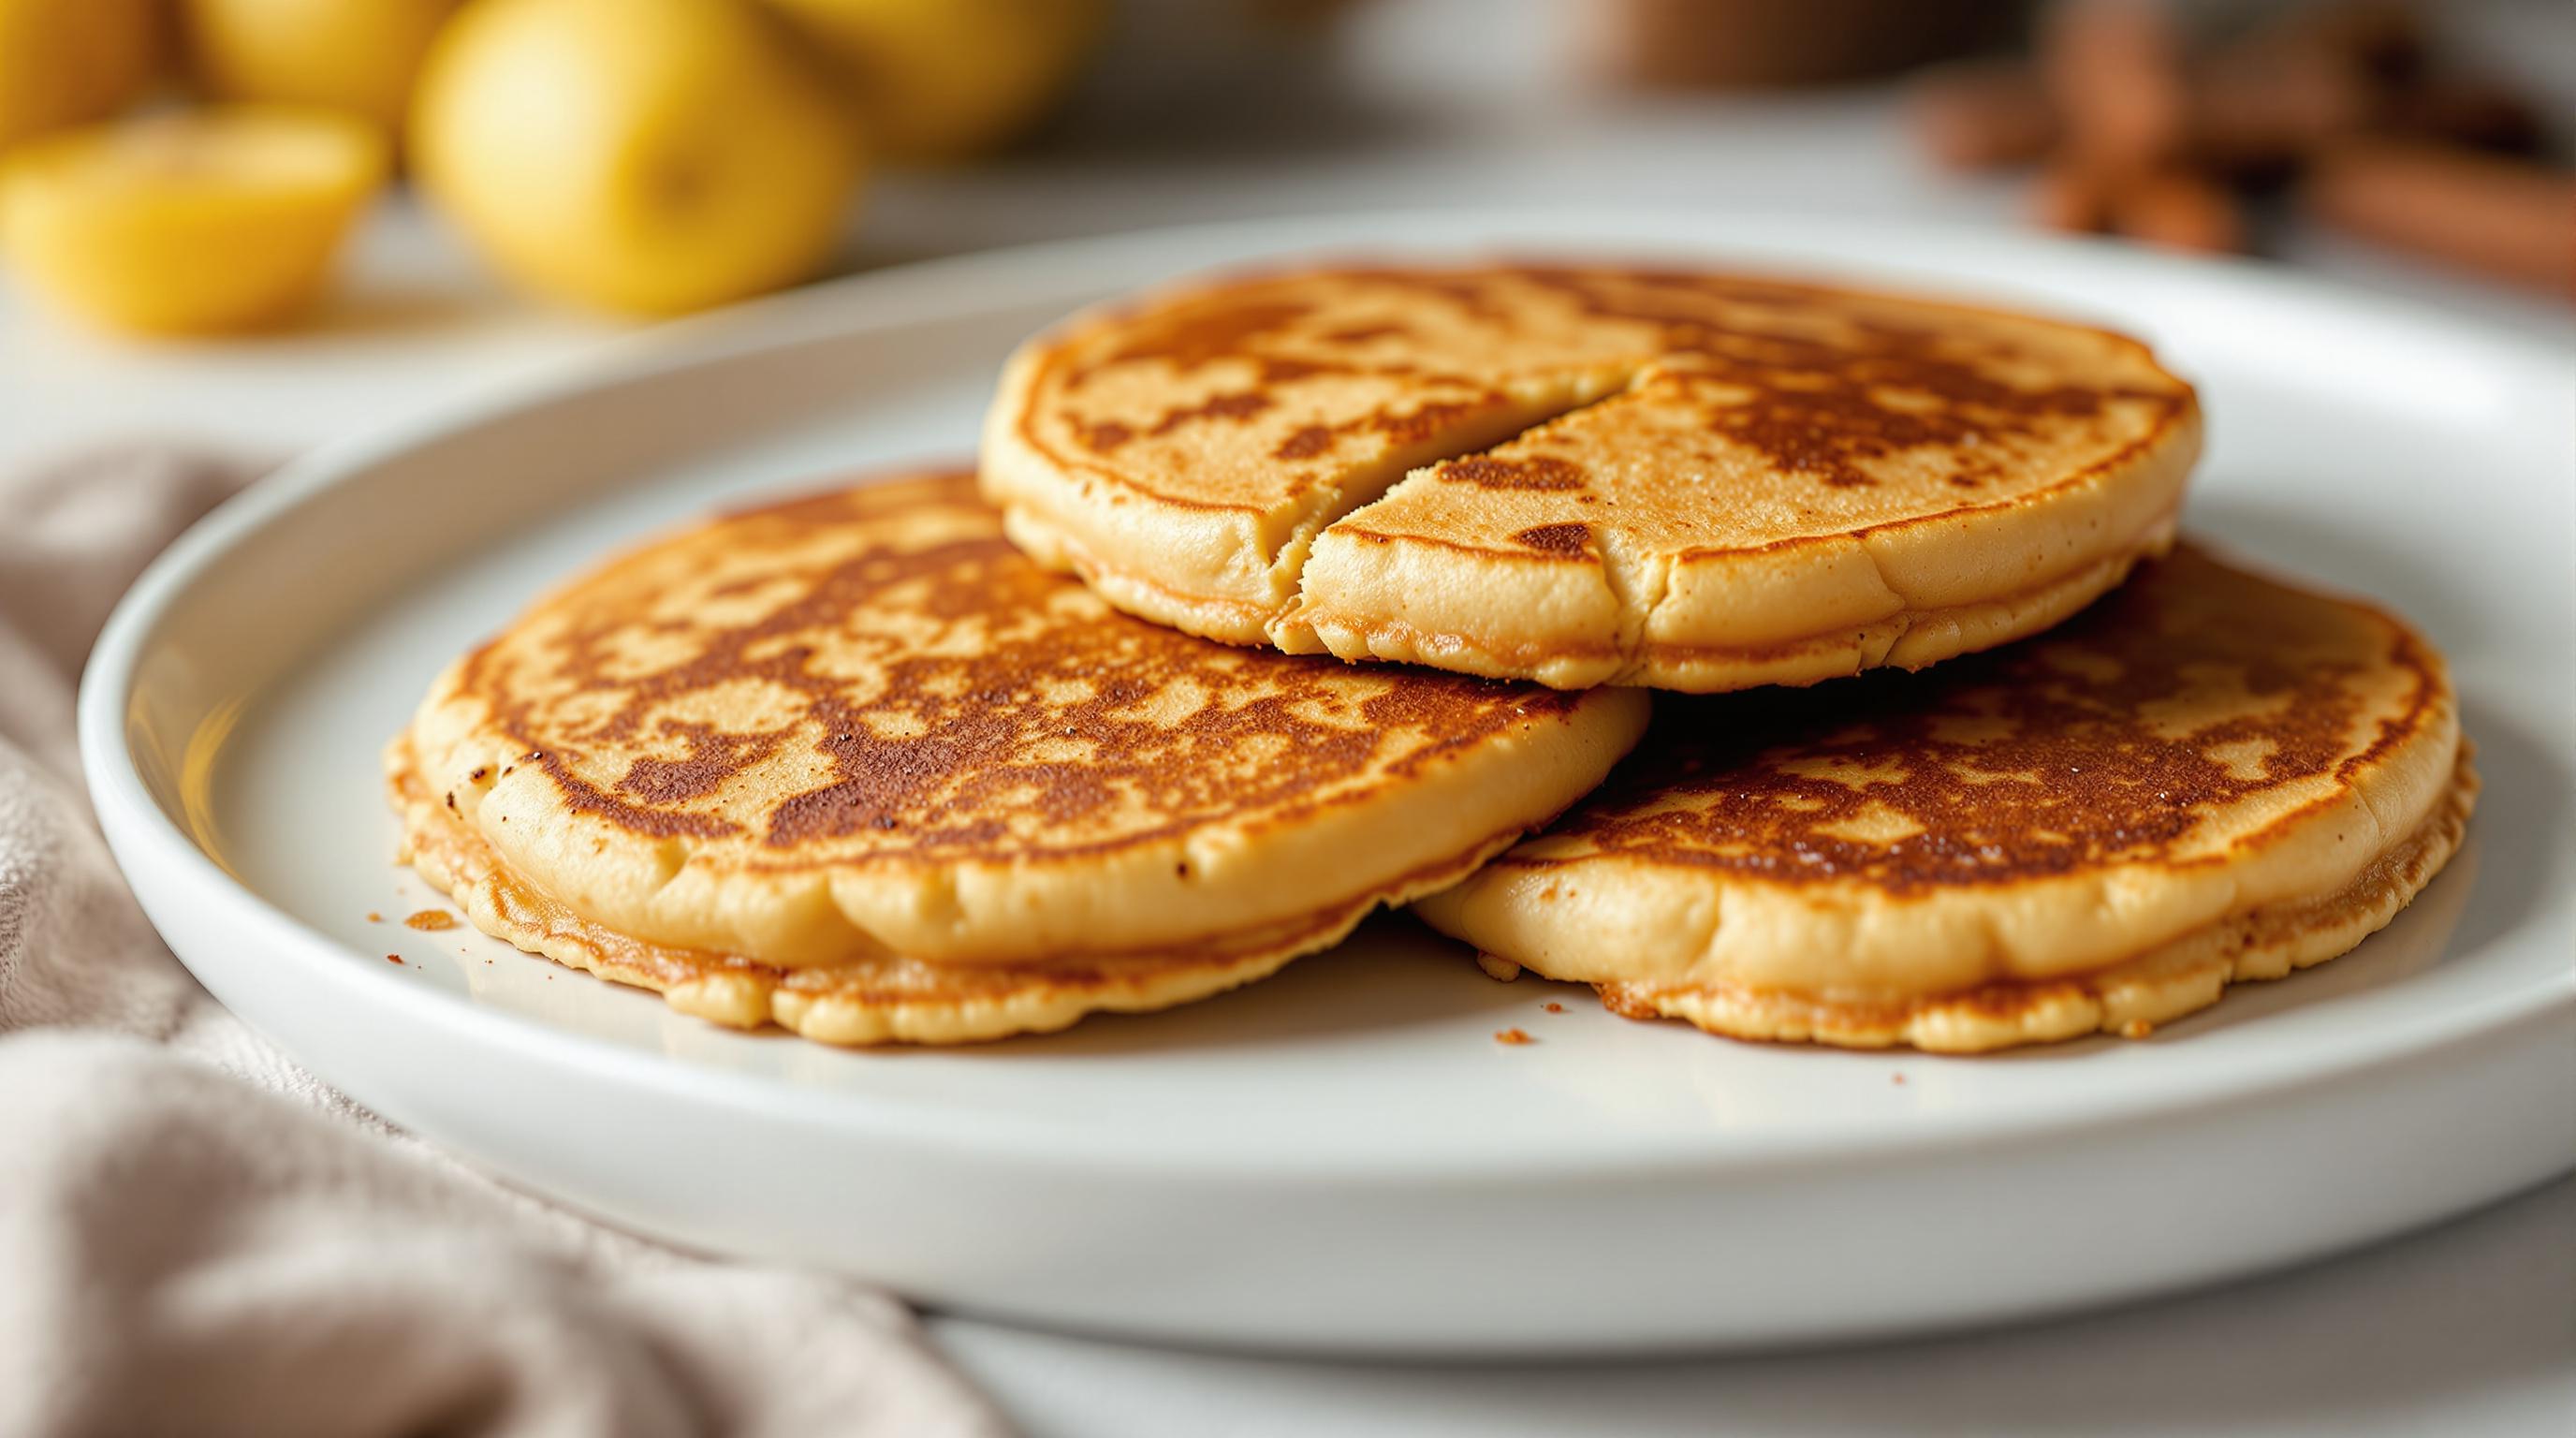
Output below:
[0,448,1008,1438]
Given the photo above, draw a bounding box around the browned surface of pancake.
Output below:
[1528,548,2444,889]
[441,472,1604,874]
[1033,268,2180,498]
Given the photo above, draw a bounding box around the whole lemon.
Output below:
[411,0,859,316]
[177,0,461,137]
[762,0,1105,164]
[0,107,387,334]
[0,0,162,154]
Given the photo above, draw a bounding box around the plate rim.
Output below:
[79,206,2576,1181]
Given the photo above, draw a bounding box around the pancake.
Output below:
[388,471,1648,1044]
[983,262,2201,691]
[1414,545,2475,1052]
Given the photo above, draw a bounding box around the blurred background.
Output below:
[0,0,2567,461]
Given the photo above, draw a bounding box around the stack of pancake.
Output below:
[390,263,2474,1052]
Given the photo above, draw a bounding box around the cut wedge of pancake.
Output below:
[1415,545,2475,1052]
[388,471,1648,1045]
[984,263,2202,691]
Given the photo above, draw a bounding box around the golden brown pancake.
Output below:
[1415,546,2475,1051]
[389,471,1648,1045]
[984,263,2201,690]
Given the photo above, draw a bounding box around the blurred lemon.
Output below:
[412,0,859,317]
[176,0,461,137]
[0,0,162,153]
[763,0,1105,163]
[0,107,387,334]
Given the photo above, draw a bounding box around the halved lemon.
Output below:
[0,106,386,335]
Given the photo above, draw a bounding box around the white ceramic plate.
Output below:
[82,212,2576,1357]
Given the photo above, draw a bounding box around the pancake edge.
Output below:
[387,738,1574,1046]
[1578,744,2479,1051]
[1281,506,2183,692]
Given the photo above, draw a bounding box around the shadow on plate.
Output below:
[962,914,1541,1060]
